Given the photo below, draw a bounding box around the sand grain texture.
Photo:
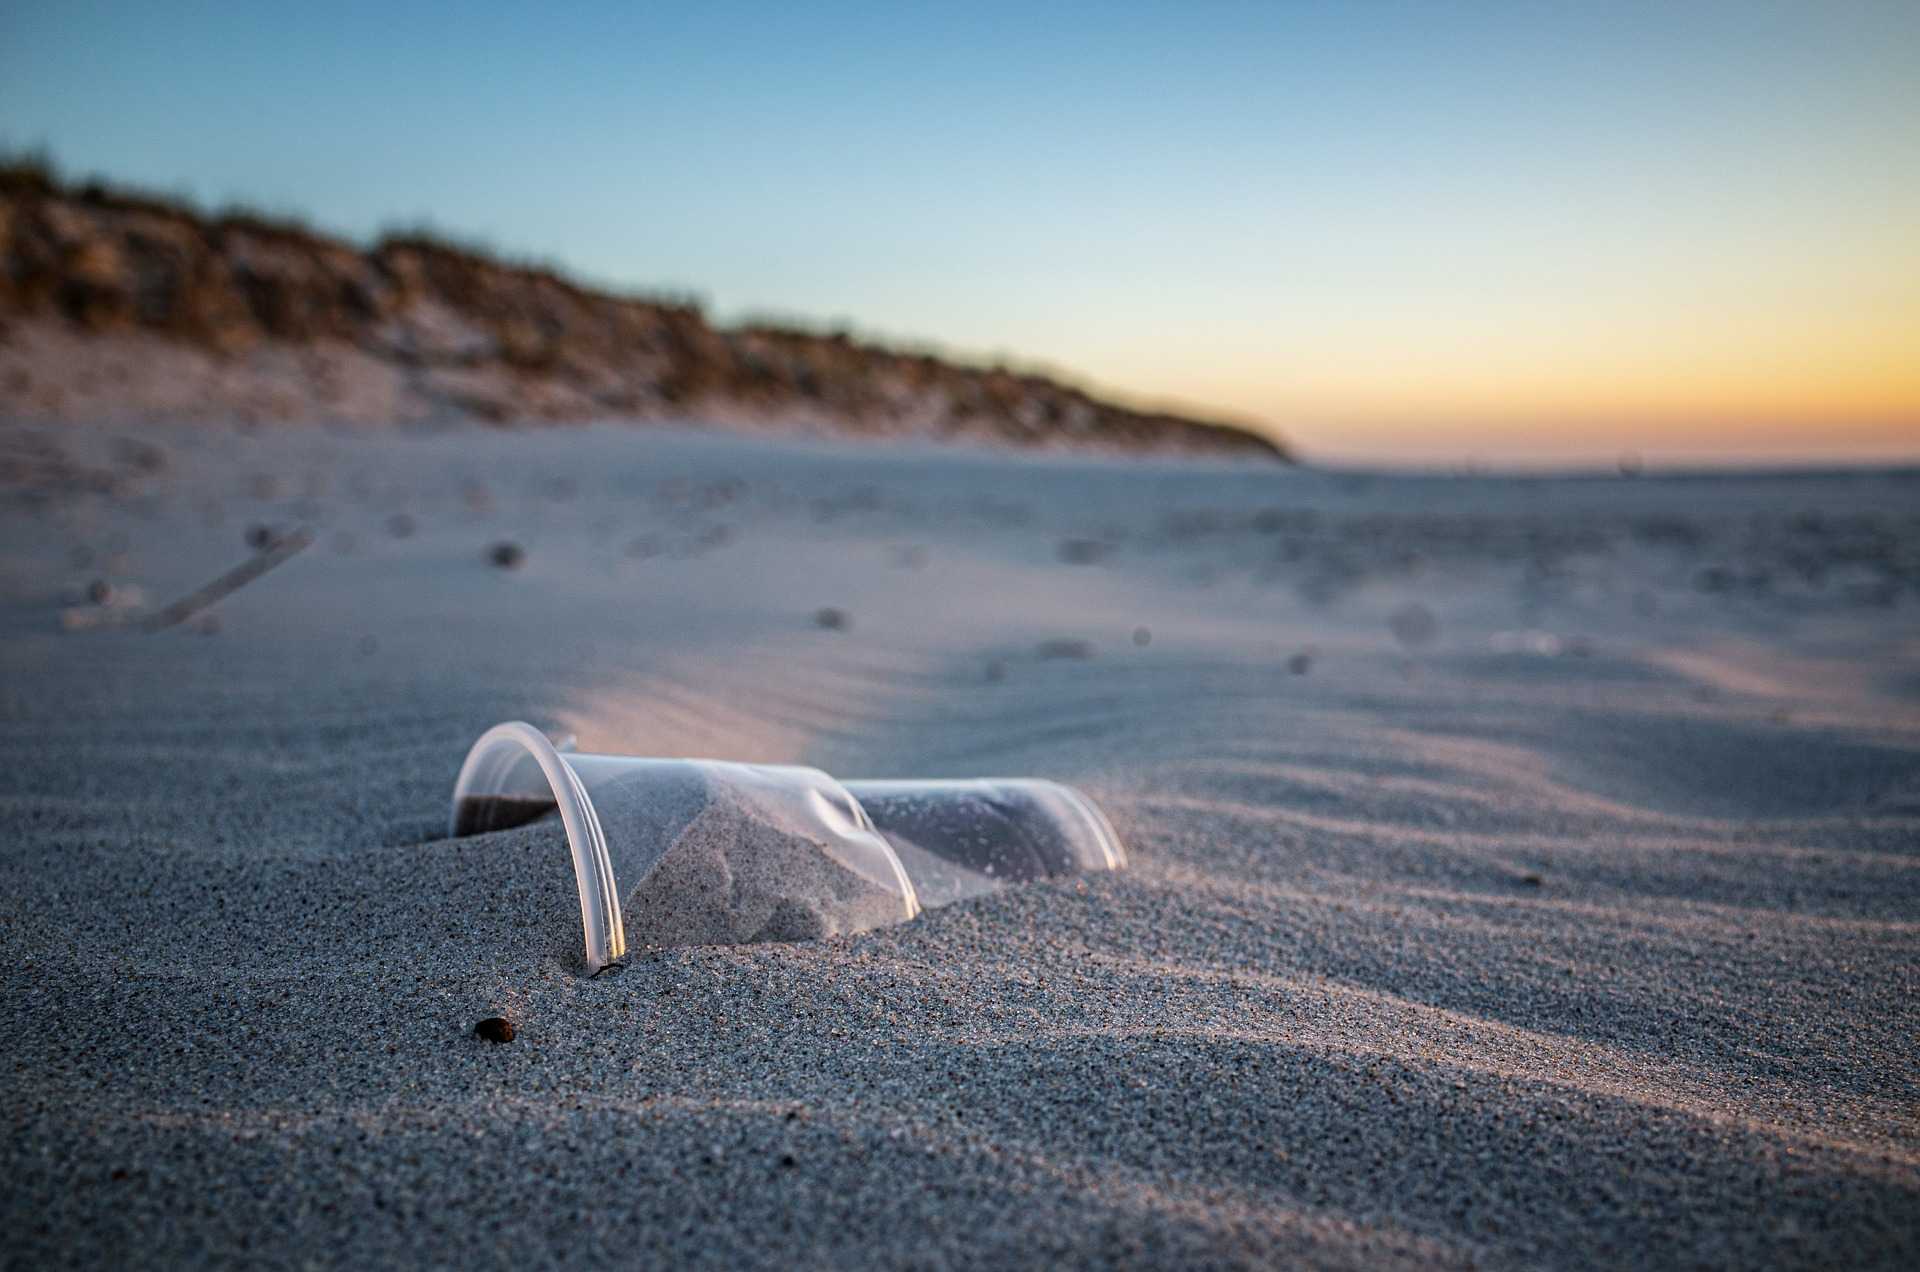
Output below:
[1,420,1916,1268]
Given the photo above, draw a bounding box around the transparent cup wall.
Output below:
[845,779,1126,909]
[450,723,1124,972]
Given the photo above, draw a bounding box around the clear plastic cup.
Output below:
[449,722,1126,972]
[844,779,1126,909]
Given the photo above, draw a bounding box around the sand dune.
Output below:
[1,419,1916,1267]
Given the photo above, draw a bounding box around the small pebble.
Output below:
[86,579,114,605]
[1519,873,1543,888]
[245,524,278,551]
[1694,566,1734,593]
[1132,627,1152,647]
[1387,602,1439,649]
[1057,539,1111,565]
[488,542,526,570]
[815,607,850,631]
[473,1017,516,1043]
[1287,653,1312,675]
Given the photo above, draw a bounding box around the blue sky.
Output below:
[4,0,1917,463]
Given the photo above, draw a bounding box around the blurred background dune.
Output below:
[3,0,1915,467]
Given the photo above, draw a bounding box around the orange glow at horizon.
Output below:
[1079,267,1920,463]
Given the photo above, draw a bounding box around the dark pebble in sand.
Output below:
[473,1017,516,1043]
[245,524,278,551]
[1057,539,1112,565]
[1520,873,1543,887]
[86,578,113,605]
[1036,639,1095,660]
[1287,652,1313,675]
[815,607,850,631]
[779,1153,797,1169]
[1132,627,1152,646]
[1387,602,1439,648]
[488,542,526,570]
[386,513,416,539]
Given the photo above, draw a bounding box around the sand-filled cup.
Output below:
[448,722,1125,972]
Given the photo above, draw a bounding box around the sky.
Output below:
[4,0,1917,466]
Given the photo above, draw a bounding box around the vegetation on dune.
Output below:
[0,153,1284,458]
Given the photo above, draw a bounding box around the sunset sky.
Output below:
[4,0,1916,465]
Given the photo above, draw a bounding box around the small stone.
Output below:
[1132,627,1151,647]
[815,607,849,631]
[86,578,113,605]
[1519,873,1543,888]
[473,1017,516,1043]
[488,541,526,570]
[1387,602,1439,649]
[1694,566,1733,593]
[1057,538,1111,565]
[779,1153,797,1169]
[245,524,278,551]
[1287,653,1312,675]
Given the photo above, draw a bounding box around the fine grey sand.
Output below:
[1,419,1917,1268]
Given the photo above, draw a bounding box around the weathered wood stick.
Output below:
[138,528,315,633]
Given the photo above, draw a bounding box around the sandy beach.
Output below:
[2,418,1917,1268]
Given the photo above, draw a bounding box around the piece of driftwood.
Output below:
[136,529,314,633]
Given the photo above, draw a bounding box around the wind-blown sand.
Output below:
[2,419,1916,1268]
